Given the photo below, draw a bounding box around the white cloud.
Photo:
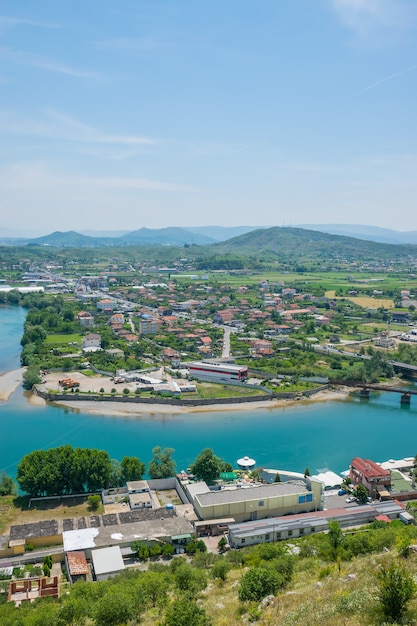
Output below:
[0,110,157,148]
[330,0,416,41]
[0,47,99,79]
[0,162,197,193]
[0,15,61,29]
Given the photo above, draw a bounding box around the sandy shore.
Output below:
[0,368,25,401]
[33,370,352,417]
[48,388,349,417]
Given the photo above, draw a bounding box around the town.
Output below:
[1,246,417,406]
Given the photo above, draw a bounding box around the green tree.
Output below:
[304,467,310,477]
[239,567,284,602]
[162,596,212,626]
[212,558,229,582]
[16,445,112,496]
[42,563,50,577]
[328,520,344,560]
[87,494,101,511]
[139,570,170,607]
[190,448,223,485]
[174,563,207,596]
[148,446,176,479]
[161,543,175,558]
[43,555,53,569]
[218,536,227,552]
[0,471,17,496]
[121,455,145,482]
[274,472,281,483]
[376,562,415,623]
[186,539,207,555]
[94,591,135,626]
[131,541,150,560]
[22,365,41,390]
[354,483,368,504]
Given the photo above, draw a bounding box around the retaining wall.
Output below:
[34,385,329,407]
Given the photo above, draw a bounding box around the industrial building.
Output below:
[185,478,323,523]
[228,500,408,548]
[187,361,248,382]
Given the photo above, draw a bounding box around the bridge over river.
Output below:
[329,379,417,405]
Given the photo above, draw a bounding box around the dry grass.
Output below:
[347,296,395,309]
[136,551,417,626]
[0,494,103,534]
[324,292,394,309]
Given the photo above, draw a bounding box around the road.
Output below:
[222,327,231,358]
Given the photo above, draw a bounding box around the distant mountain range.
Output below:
[212,226,412,258]
[1,223,417,248]
[0,225,260,247]
[298,224,417,245]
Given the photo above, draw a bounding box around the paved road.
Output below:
[222,328,231,358]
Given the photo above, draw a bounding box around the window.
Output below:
[241,539,245,544]
[288,530,292,536]
[265,534,270,540]
[258,500,264,507]
[306,493,313,503]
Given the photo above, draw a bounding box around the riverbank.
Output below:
[47,387,349,417]
[0,368,25,401]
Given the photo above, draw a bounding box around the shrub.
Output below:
[239,567,284,602]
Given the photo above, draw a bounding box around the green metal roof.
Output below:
[221,472,237,481]
[171,533,192,541]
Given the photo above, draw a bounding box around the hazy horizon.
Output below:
[1,1,417,232]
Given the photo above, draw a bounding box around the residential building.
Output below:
[77,311,94,328]
[82,333,101,352]
[96,299,118,312]
[139,318,162,335]
[350,457,391,498]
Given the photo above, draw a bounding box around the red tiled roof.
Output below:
[67,551,89,575]
[351,457,390,479]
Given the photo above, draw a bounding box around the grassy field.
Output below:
[196,383,267,399]
[44,333,82,345]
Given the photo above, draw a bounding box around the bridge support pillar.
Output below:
[360,389,370,399]
[401,393,411,405]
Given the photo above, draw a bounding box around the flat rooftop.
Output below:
[196,482,308,506]
[63,516,194,552]
[92,546,125,576]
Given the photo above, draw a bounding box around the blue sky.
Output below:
[0,0,417,235]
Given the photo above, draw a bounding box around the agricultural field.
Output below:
[345,296,395,309]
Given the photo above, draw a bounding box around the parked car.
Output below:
[345,496,356,503]
[338,489,347,496]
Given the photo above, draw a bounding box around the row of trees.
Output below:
[14,444,244,497]
[16,445,146,497]
[15,445,178,497]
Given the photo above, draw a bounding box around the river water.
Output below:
[1,305,416,478]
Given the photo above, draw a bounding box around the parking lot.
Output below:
[323,489,361,510]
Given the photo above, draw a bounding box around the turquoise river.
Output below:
[1,305,417,478]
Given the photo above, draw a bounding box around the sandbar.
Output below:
[48,388,349,418]
[0,368,25,401]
